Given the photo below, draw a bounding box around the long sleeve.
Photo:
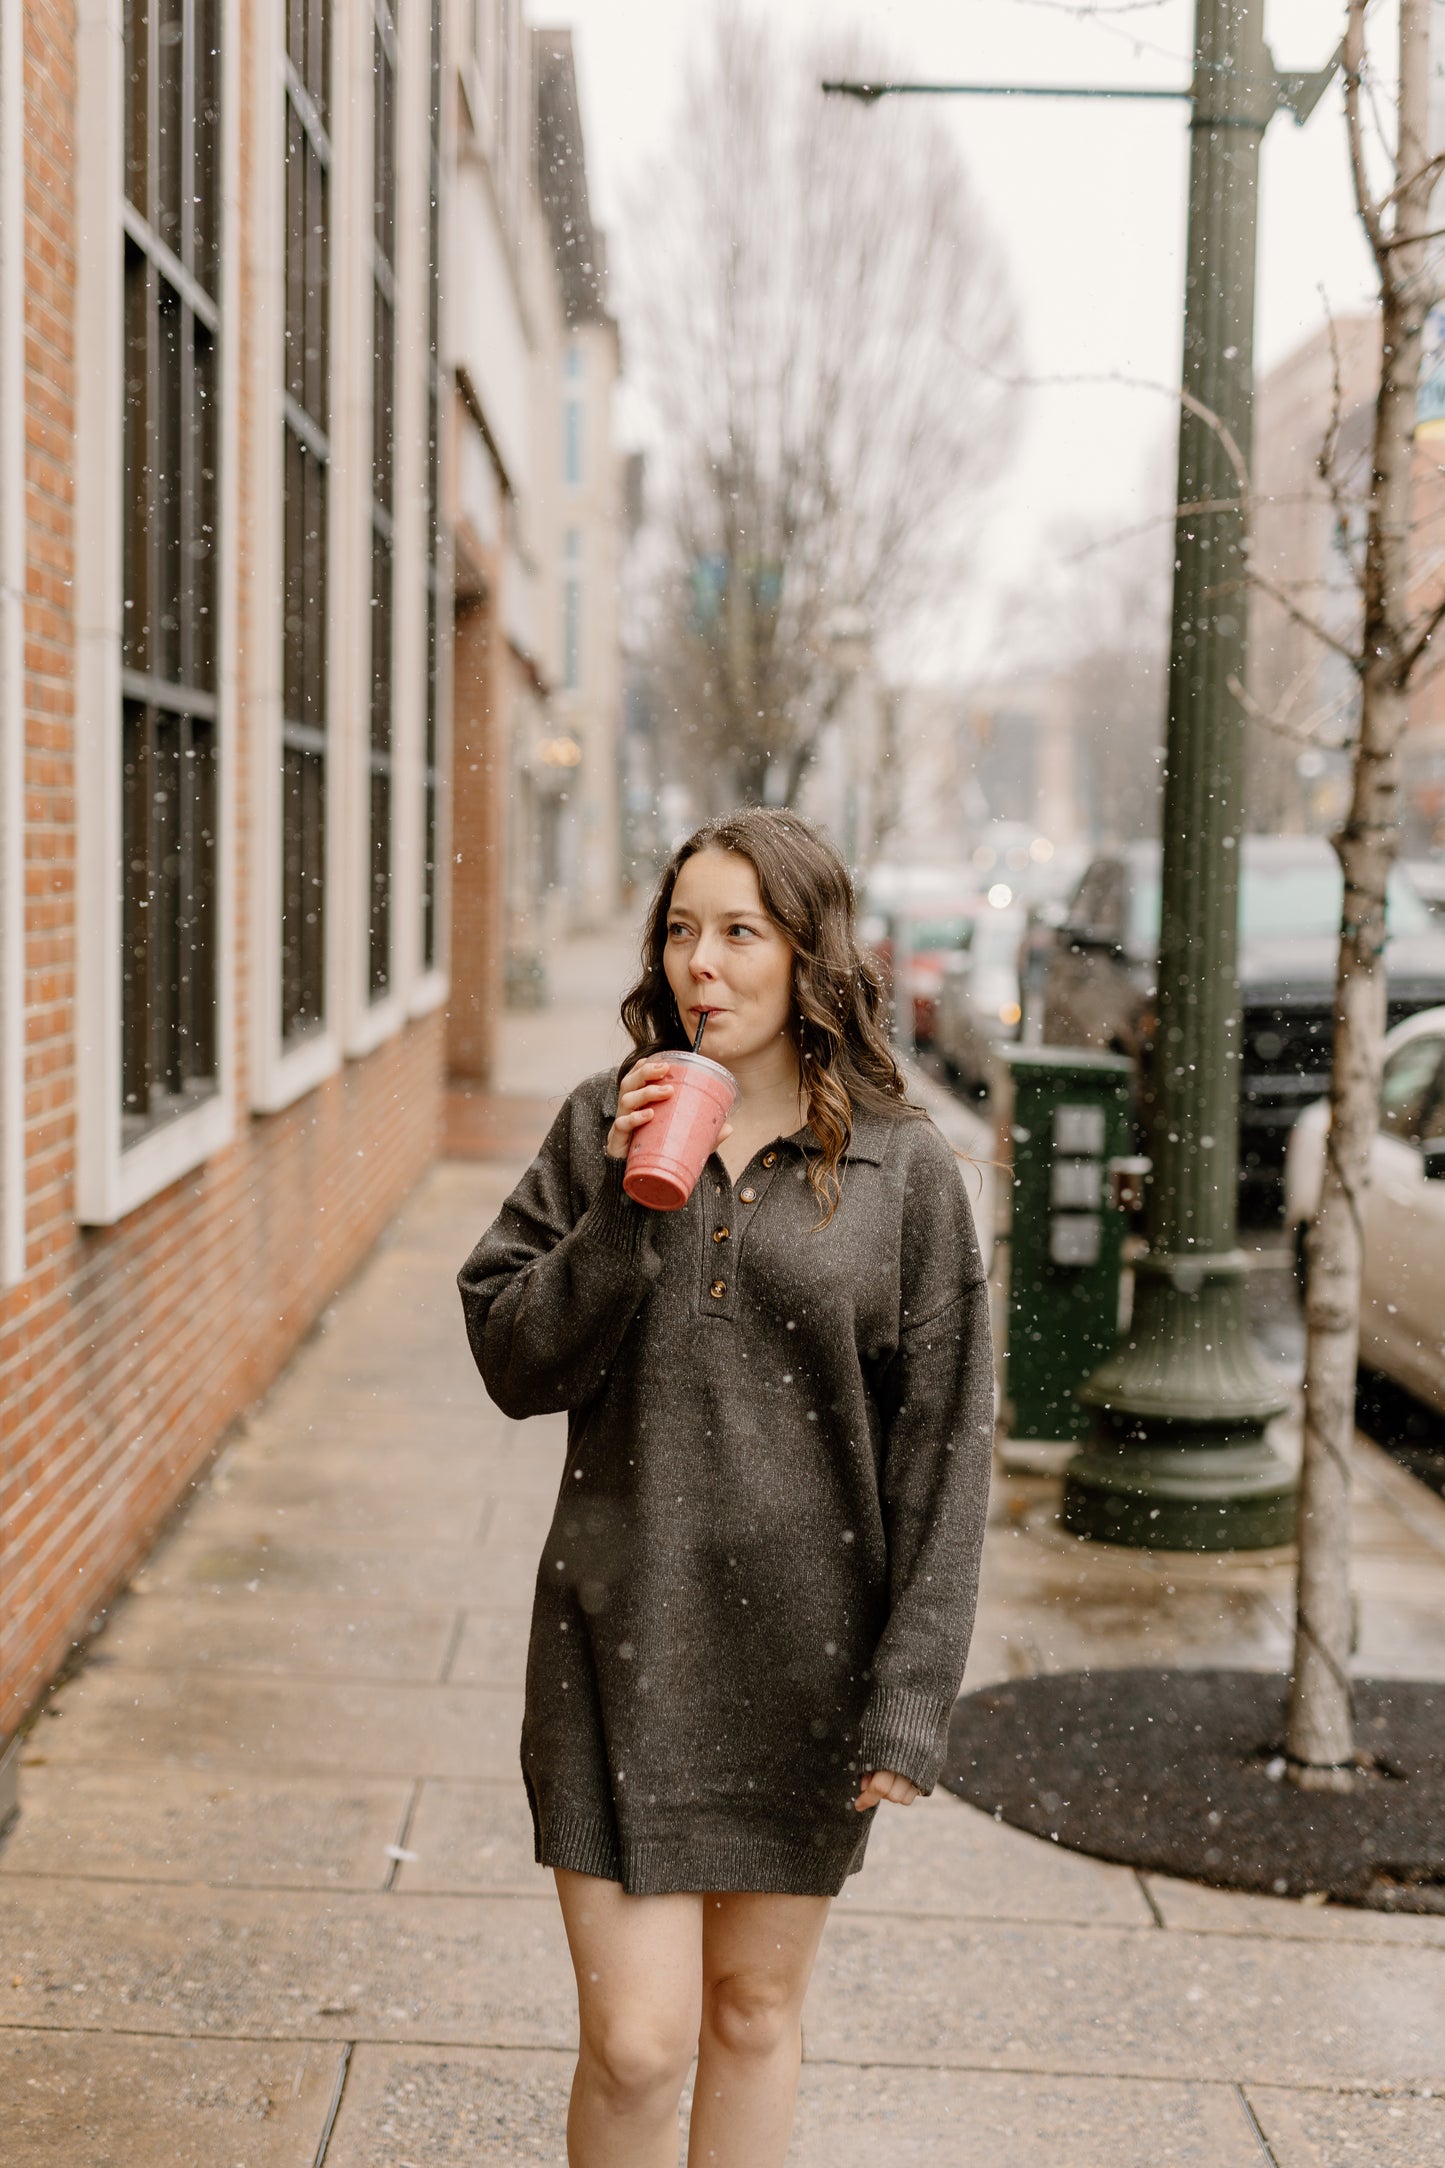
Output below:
[858,1133,996,1794]
[457,1085,663,1421]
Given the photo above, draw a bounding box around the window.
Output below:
[564,392,582,487]
[562,528,581,691]
[120,0,222,1136]
[421,0,444,972]
[1380,1036,1445,1143]
[369,0,399,998]
[280,0,331,1039]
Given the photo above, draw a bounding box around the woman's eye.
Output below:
[665,921,691,939]
[727,923,757,940]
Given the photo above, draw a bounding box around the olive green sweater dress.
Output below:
[457,1069,994,1898]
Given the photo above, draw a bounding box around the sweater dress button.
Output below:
[739,1187,757,1203]
[710,1279,727,1298]
[713,1226,730,1242]
[762,1151,777,1167]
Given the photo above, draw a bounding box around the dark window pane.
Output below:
[371,282,394,508]
[281,0,331,1040]
[155,282,183,682]
[150,710,181,1095]
[125,2,149,216]
[194,0,221,288]
[156,1,183,257]
[369,764,391,996]
[189,324,217,691]
[120,0,221,1132]
[302,440,327,725]
[184,721,217,1076]
[122,702,151,1113]
[123,243,151,675]
[370,527,392,755]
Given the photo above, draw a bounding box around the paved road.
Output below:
[3,924,1444,2163]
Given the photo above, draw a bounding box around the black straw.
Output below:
[692,1012,708,1053]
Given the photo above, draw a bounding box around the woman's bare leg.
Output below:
[686,1891,832,2168]
[554,1867,704,2168]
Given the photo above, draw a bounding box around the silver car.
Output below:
[1284,1007,1445,1414]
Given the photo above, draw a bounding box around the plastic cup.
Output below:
[623,1052,739,1211]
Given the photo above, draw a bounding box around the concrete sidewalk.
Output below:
[3,928,1445,2165]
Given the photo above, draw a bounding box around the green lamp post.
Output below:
[823,2,1339,1549]
[1063,0,1319,1550]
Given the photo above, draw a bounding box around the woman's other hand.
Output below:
[854,1769,920,1812]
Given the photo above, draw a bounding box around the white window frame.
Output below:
[0,0,26,1280]
[410,0,451,1020]
[248,0,347,1112]
[74,0,240,1224]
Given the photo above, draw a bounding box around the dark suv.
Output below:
[1041,836,1445,1183]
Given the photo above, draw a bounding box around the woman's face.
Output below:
[663,848,796,1067]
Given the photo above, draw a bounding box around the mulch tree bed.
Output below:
[942,1669,1445,1912]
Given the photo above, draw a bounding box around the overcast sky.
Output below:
[542,0,1380,677]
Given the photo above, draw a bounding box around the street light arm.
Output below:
[1273,38,1344,128]
[819,78,1189,104]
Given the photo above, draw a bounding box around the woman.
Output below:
[458,808,994,2167]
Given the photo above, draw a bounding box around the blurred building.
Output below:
[1249,315,1445,851]
[447,19,624,1053]
[1247,317,1375,835]
[0,0,624,1777]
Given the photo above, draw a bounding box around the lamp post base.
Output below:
[1064,1250,1296,1552]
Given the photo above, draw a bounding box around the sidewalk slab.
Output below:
[92,1589,460,1683]
[833,1792,1152,1929]
[393,1779,539,1894]
[145,1526,542,1607]
[806,1912,1445,2089]
[30,1668,523,1779]
[444,1607,534,1686]
[790,2063,1265,2168]
[324,2043,577,2166]
[1,2030,341,2167]
[1143,1872,1445,1948]
[0,1879,575,2045]
[0,1763,412,1889]
[1246,2082,1445,2166]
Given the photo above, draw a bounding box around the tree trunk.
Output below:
[1287,0,1431,1786]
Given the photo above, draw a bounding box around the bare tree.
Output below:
[624,8,1017,808]
[1287,0,1442,1787]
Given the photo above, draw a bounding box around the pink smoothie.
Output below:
[623,1052,739,1211]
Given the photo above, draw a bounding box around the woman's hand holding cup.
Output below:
[607,1057,736,1163]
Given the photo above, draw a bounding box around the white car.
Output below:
[1284,1007,1445,1413]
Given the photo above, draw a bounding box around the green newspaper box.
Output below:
[1004,1046,1137,1442]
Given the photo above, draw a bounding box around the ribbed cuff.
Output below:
[858,1685,953,1796]
[577,1157,661,1274]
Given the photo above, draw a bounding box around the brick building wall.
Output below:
[0,0,459,1744]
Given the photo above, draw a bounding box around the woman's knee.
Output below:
[579,2011,695,2111]
[703,1969,799,2062]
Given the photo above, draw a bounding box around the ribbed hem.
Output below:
[535,1806,872,1897]
[858,1685,953,1796]
[577,1157,661,1273]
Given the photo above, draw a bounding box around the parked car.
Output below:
[1285,1008,1445,1414]
[1406,858,1445,923]
[860,896,978,1048]
[934,901,1026,1096]
[1040,836,1445,1183]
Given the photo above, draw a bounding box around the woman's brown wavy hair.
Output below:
[619,807,921,1223]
